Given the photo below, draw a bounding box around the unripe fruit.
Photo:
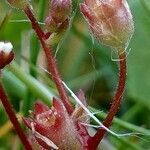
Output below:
[80,0,134,50]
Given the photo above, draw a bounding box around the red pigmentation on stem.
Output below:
[88,52,126,148]
[81,0,133,146]
[24,6,73,114]
[0,85,32,150]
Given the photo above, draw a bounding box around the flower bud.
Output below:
[50,0,71,23]
[80,0,134,50]
[0,42,14,69]
[6,0,29,9]
[45,0,71,33]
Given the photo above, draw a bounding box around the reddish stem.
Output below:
[0,83,32,150]
[24,6,73,114]
[88,52,126,149]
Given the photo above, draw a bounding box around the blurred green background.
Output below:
[0,0,150,149]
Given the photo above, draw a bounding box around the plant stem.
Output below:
[0,79,32,150]
[30,0,47,77]
[89,51,126,149]
[7,62,150,135]
[89,107,150,135]
[24,6,73,114]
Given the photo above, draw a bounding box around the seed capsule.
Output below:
[80,0,134,50]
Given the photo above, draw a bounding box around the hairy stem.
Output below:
[24,6,73,114]
[0,79,32,150]
[89,51,126,149]
[30,0,47,77]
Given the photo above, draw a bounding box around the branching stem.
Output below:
[24,6,73,114]
[89,51,126,149]
[0,77,32,150]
